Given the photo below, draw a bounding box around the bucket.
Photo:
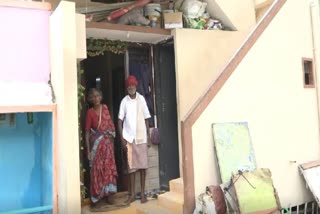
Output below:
[145,3,161,18]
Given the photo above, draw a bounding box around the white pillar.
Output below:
[50,1,82,213]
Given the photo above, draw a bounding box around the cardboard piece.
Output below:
[232,169,280,214]
[299,161,320,207]
[163,12,183,29]
[212,122,256,183]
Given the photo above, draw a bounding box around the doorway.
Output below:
[80,42,180,202]
[83,51,127,192]
[154,42,180,190]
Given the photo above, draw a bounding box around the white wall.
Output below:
[76,13,87,60]
[192,0,320,206]
[50,1,83,213]
[173,29,248,174]
[255,0,273,6]
[0,4,52,106]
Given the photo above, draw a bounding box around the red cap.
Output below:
[126,75,138,88]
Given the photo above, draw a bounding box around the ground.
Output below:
[81,198,172,214]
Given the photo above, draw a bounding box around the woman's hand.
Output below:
[105,131,115,139]
[105,134,113,139]
[87,151,91,161]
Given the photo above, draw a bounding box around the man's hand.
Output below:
[147,136,152,148]
[121,138,128,151]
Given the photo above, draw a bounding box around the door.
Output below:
[154,42,180,190]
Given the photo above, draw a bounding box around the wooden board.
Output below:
[233,168,280,214]
[212,122,256,183]
[299,161,320,207]
[86,22,172,44]
[300,160,320,170]
[0,105,56,114]
[0,0,51,11]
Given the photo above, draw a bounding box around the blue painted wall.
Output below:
[0,113,53,213]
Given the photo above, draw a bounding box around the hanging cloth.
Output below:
[135,95,146,144]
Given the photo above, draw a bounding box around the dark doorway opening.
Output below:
[80,41,180,201]
[154,42,180,190]
[83,52,127,193]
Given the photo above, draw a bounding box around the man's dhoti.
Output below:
[127,141,148,174]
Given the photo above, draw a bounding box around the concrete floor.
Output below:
[81,198,166,214]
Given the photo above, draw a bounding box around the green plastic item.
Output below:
[196,19,206,29]
[212,122,256,183]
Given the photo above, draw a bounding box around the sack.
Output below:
[206,186,226,214]
[193,185,226,214]
[194,193,216,214]
[181,0,207,18]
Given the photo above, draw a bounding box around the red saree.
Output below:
[85,105,118,203]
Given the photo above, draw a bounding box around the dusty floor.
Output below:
[81,198,164,214]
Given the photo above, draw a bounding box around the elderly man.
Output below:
[118,75,151,203]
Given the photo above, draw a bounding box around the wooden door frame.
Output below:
[153,43,180,190]
[53,105,58,214]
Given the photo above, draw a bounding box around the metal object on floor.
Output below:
[280,201,320,214]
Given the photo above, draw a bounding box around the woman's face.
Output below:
[91,90,102,106]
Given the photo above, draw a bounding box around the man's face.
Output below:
[127,84,137,95]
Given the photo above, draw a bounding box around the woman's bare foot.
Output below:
[90,202,97,208]
[105,197,113,205]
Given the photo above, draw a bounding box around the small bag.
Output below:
[151,128,160,145]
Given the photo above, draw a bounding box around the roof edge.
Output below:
[0,0,51,11]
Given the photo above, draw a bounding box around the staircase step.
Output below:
[169,178,183,194]
[136,200,172,214]
[158,192,184,214]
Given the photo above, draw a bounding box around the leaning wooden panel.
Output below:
[232,168,281,214]
[212,122,256,183]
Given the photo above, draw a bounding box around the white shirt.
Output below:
[118,92,151,144]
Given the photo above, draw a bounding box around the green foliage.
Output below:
[87,38,129,56]
[78,66,87,199]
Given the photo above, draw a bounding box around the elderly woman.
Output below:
[85,88,118,206]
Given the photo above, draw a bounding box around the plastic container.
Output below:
[144,3,161,18]
[151,17,158,27]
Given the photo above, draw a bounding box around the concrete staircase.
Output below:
[157,178,184,214]
[136,178,184,214]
